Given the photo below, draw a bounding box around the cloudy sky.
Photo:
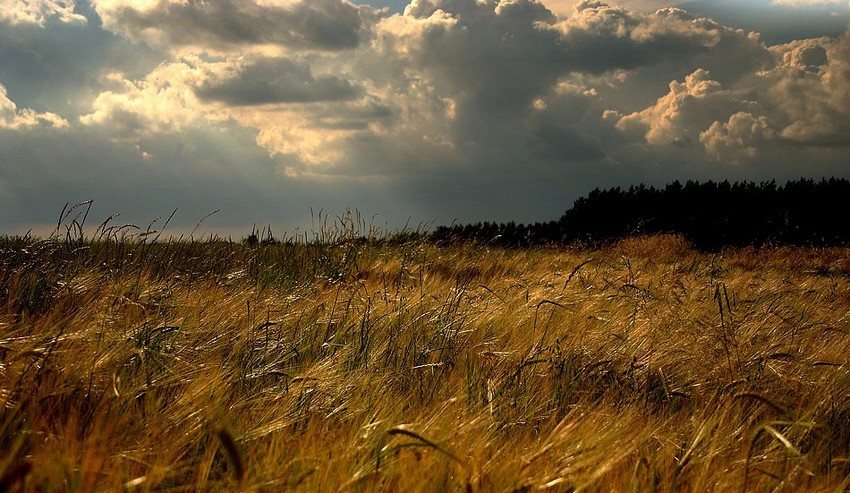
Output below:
[1,0,849,237]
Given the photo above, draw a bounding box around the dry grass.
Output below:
[2,232,850,491]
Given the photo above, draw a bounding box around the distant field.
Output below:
[2,234,850,491]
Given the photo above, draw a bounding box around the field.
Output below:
[2,232,850,491]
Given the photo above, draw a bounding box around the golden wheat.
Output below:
[0,234,849,491]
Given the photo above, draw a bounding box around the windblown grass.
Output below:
[2,231,850,491]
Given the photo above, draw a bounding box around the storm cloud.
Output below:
[195,58,362,105]
[91,0,368,52]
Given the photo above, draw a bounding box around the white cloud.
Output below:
[761,34,850,142]
[614,69,755,146]
[0,83,68,130]
[700,112,777,163]
[78,58,225,139]
[0,0,86,25]
[612,28,850,161]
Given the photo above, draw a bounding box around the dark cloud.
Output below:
[551,4,772,80]
[363,0,594,173]
[404,0,561,108]
[195,58,362,105]
[0,17,163,116]
[309,97,394,127]
[93,0,367,51]
[358,0,778,176]
[555,4,712,73]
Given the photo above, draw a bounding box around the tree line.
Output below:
[429,178,850,249]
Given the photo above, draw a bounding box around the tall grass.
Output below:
[1,226,850,491]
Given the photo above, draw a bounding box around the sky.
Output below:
[1,0,849,238]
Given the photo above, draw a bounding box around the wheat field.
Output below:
[1,232,850,491]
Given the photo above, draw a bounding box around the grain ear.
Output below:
[217,428,245,483]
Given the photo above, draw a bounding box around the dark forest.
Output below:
[429,178,850,249]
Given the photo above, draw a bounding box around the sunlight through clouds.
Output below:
[58,0,850,180]
[78,60,214,139]
[73,0,850,173]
